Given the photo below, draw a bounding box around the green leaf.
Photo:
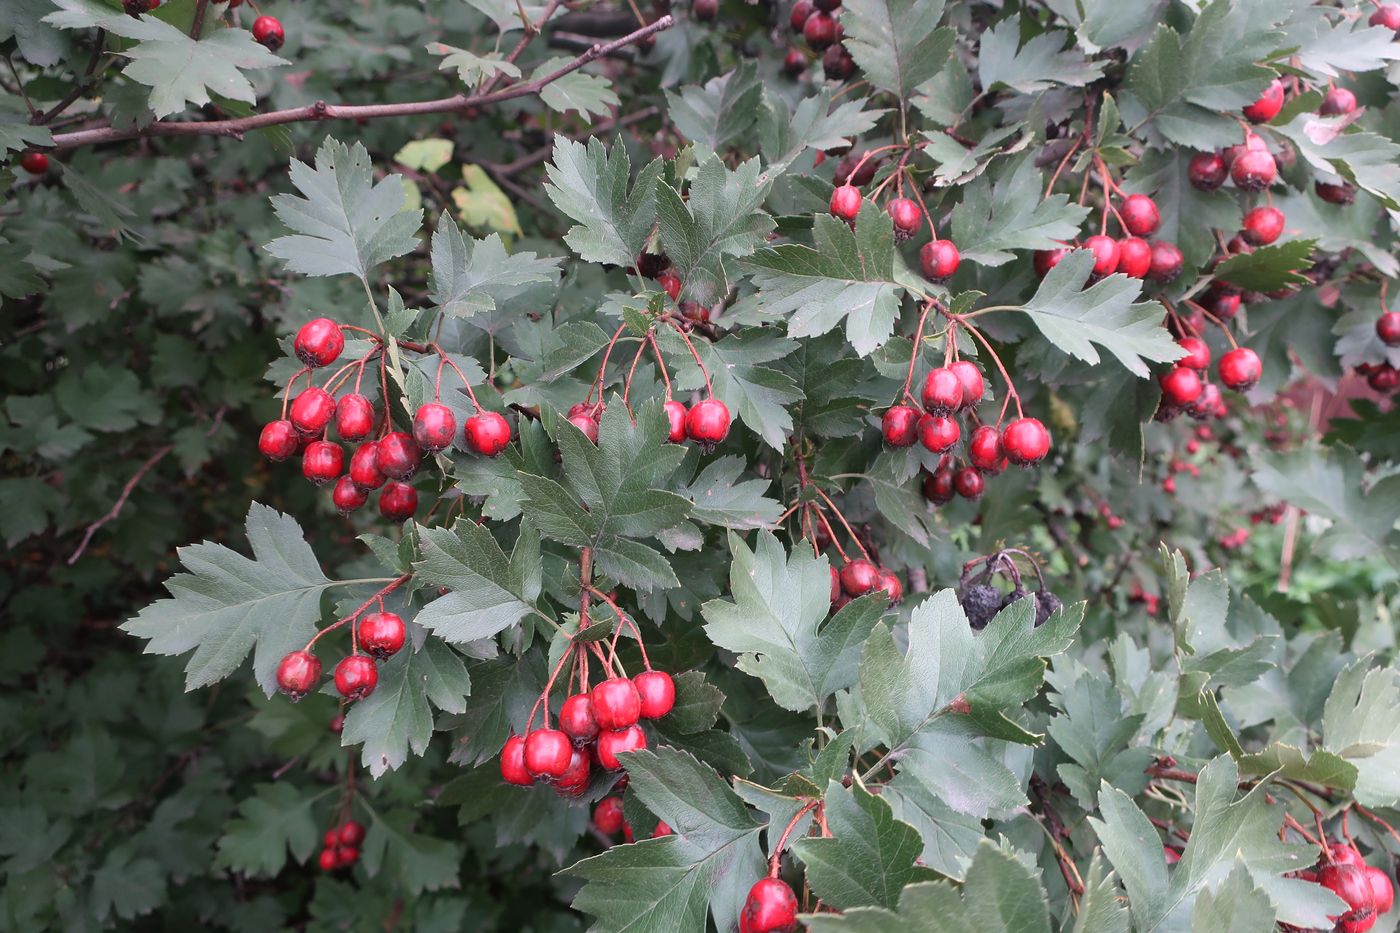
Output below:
[841,0,954,99]
[792,782,938,910]
[1276,115,1400,211]
[1321,659,1400,808]
[950,154,1091,267]
[1047,668,1152,809]
[0,112,52,155]
[411,522,541,643]
[121,503,334,695]
[544,136,663,267]
[1252,444,1400,563]
[665,62,761,153]
[978,20,1104,93]
[342,639,472,777]
[1287,18,1400,80]
[53,364,158,432]
[214,783,318,877]
[463,0,558,33]
[702,533,882,712]
[759,90,885,170]
[361,811,463,895]
[1074,852,1131,933]
[661,327,804,450]
[428,213,559,318]
[533,57,619,117]
[265,139,422,282]
[90,848,166,922]
[1016,249,1180,378]
[444,654,545,767]
[656,155,774,307]
[677,456,783,530]
[1214,239,1316,291]
[452,164,521,236]
[426,42,521,85]
[1192,859,1278,933]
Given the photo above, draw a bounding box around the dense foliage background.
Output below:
[5,0,1400,929]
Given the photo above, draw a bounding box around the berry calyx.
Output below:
[500,735,533,785]
[593,796,626,835]
[302,440,345,485]
[1320,87,1358,117]
[378,481,418,522]
[967,424,1006,473]
[1231,148,1277,191]
[1242,78,1285,123]
[293,318,344,368]
[921,466,954,505]
[357,611,406,659]
[464,411,512,456]
[886,197,921,240]
[1001,417,1051,465]
[1119,193,1160,236]
[1188,152,1228,191]
[1116,237,1152,279]
[290,387,336,435]
[918,413,960,453]
[803,11,838,50]
[840,558,879,596]
[948,360,985,409]
[920,366,963,414]
[19,151,49,175]
[880,404,920,447]
[334,655,379,700]
[1083,235,1120,277]
[634,670,676,719]
[953,465,983,500]
[252,14,285,51]
[523,728,573,781]
[595,723,647,769]
[1241,206,1285,246]
[335,393,375,441]
[259,420,300,461]
[685,398,731,448]
[412,403,456,454]
[349,441,386,490]
[332,475,368,513]
[560,693,600,744]
[1376,311,1400,347]
[377,432,420,479]
[829,184,862,222]
[1159,366,1203,408]
[741,878,799,933]
[591,677,643,731]
[663,400,688,443]
[1217,347,1262,391]
[919,239,961,282]
[1176,336,1211,371]
[276,650,322,700]
[1147,241,1184,283]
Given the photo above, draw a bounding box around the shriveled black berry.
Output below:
[1000,586,1029,611]
[959,583,1002,630]
[1034,591,1062,626]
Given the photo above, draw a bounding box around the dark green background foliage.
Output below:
[3,0,1400,930]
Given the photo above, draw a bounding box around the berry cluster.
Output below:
[787,0,853,82]
[1034,192,1183,286]
[1357,307,1400,392]
[275,578,410,704]
[827,170,961,285]
[1156,336,1260,421]
[1293,841,1395,933]
[955,549,1061,629]
[316,820,365,872]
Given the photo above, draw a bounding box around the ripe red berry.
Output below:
[594,796,626,834]
[1316,180,1356,204]
[412,403,457,454]
[1159,366,1203,407]
[500,735,533,785]
[1369,363,1400,392]
[1119,194,1160,236]
[554,747,592,797]
[829,184,862,222]
[919,239,961,282]
[803,11,838,49]
[293,318,344,368]
[358,611,406,660]
[1188,152,1228,191]
[1376,311,1400,347]
[1116,237,1152,279]
[881,405,920,447]
[1083,235,1120,277]
[741,878,799,933]
[953,466,983,500]
[658,270,682,301]
[1364,865,1394,915]
[828,566,841,606]
[302,440,345,485]
[693,0,717,20]
[290,387,336,435]
[1177,336,1211,371]
[259,420,300,461]
[318,848,338,871]
[591,677,643,731]
[822,44,855,81]
[1243,78,1285,123]
[19,151,49,175]
[523,728,573,781]
[948,360,985,409]
[840,558,879,596]
[334,655,378,700]
[338,821,365,847]
[634,670,676,719]
[922,466,954,505]
[335,393,375,441]
[377,432,420,479]
[1203,285,1241,320]
[663,400,688,443]
[886,197,921,240]
[920,367,963,414]
[332,475,368,513]
[918,413,960,453]
[685,398,731,447]
[560,693,600,744]
[874,568,902,604]
[276,650,322,700]
[1371,3,1400,32]
[1241,206,1285,247]
[464,411,512,456]
[1001,417,1051,465]
[348,441,386,490]
[1034,247,1069,277]
[1147,241,1184,283]
[783,49,806,78]
[789,0,813,31]
[1217,347,1262,390]
[967,424,1006,473]
[1319,864,1376,928]
[252,14,284,50]
[595,723,647,770]
[378,481,418,522]
[1320,87,1358,117]
[1231,149,1277,191]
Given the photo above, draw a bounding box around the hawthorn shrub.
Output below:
[4,0,1400,930]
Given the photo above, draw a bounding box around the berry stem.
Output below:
[767,800,819,877]
[648,332,673,400]
[1354,804,1400,846]
[586,324,629,405]
[586,586,653,670]
[946,314,1023,419]
[809,489,872,561]
[430,345,485,412]
[898,302,935,404]
[1184,301,1240,348]
[665,318,714,395]
[282,367,311,420]
[304,574,412,651]
[621,334,651,412]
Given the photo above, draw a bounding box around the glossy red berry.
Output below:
[1243,78,1285,123]
[822,44,855,81]
[881,405,920,447]
[1188,152,1228,191]
[1001,417,1051,465]
[634,670,676,719]
[523,728,573,781]
[1370,3,1400,32]
[302,441,344,485]
[1119,194,1160,236]
[1147,241,1184,283]
[554,747,592,797]
[803,11,838,50]
[334,655,378,700]
[948,360,984,409]
[594,796,626,834]
[290,387,336,435]
[685,398,731,447]
[348,441,386,490]
[332,475,368,513]
[1369,363,1400,393]
[335,393,375,441]
[967,424,1006,473]
[252,14,284,50]
[276,650,322,700]
[1034,247,1069,277]
[19,151,49,175]
[1177,336,1211,371]
[921,466,954,505]
[663,400,688,443]
[829,184,862,222]
[920,367,963,414]
[1159,366,1203,407]
[1116,237,1152,279]
[595,723,647,770]
[886,197,921,240]
[741,878,799,933]
[318,848,338,871]
[1241,206,1285,246]
[1317,180,1357,204]
[1231,149,1276,191]
[1083,235,1120,277]
[1320,87,1358,116]
[293,318,344,368]
[412,403,456,454]
[918,413,960,453]
[789,0,813,30]
[1319,864,1376,927]
[874,568,902,604]
[919,239,961,282]
[377,432,420,479]
[464,411,511,456]
[378,481,418,522]
[1376,311,1400,347]
[840,558,879,596]
[568,412,600,442]
[953,466,983,500]
[783,48,807,78]
[338,821,365,847]
[1364,865,1394,915]
[657,271,683,302]
[591,677,643,731]
[1203,285,1241,320]
[560,693,600,745]
[500,735,533,785]
[358,611,406,660]
[259,420,300,461]
[829,566,841,606]
[1217,347,1262,391]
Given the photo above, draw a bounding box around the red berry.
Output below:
[521,728,572,781]
[953,465,983,500]
[1364,865,1394,915]
[1231,149,1277,191]
[1116,237,1152,279]
[685,398,731,447]
[948,360,985,409]
[918,413,960,453]
[377,432,420,479]
[742,878,799,933]
[886,197,921,240]
[967,424,1006,473]
[1034,247,1069,277]
[290,387,336,435]
[293,318,344,368]
[658,271,682,301]
[1317,180,1357,205]
[1241,206,1285,246]
[332,475,368,513]
[1320,87,1357,116]
[1119,194,1160,236]
[1203,285,1241,320]
[920,367,963,414]
[1147,241,1184,283]
[560,693,600,745]
[329,714,344,734]
[594,796,626,835]
[1217,347,1262,391]
[783,49,806,78]
[693,0,717,20]
[822,43,854,81]
[881,404,920,447]
[1188,152,1228,191]
[1370,3,1400,33]
[1001,417,1051,465]
[334,655,378,700]
[1369,363,1399,392]
[874,568,902,604]
[335,393,375,441]
[1243,78,1284,123]
[921,466,954,505]
[358,611,406,659]
[259,420,300,461]
[464,411,511,456]
[18,151,49,175]
[554,747,592,797]
[829,184,862,222]
[276,650,322,700]
[919,239,961,282]
[664,400,688,443]
[252,14,284,50]
[349,441,386,490]
[1377,311,1400,347]
[1319,864,1376,927]
[789,0,813,32]
[634,670,676,719]
[840,558,879,596]
[681,300,711,323]
[1177,336,1211,371]
[829,566,841,606]
[595,723,647,770]
[378,481,418,522]
[1331,845,1368,870]
[500,735,533,785]
[591,677,642,731]
[412,403,457,454]
[803,11,838,49]
[302,440,344,485]
[336,846,360,868]
[338,821,365,847]
[1159,366,1203,407]
[568,412,600,442]
[1083,235,1120,277]
[318,848,338,871]
[651,820,673,838]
